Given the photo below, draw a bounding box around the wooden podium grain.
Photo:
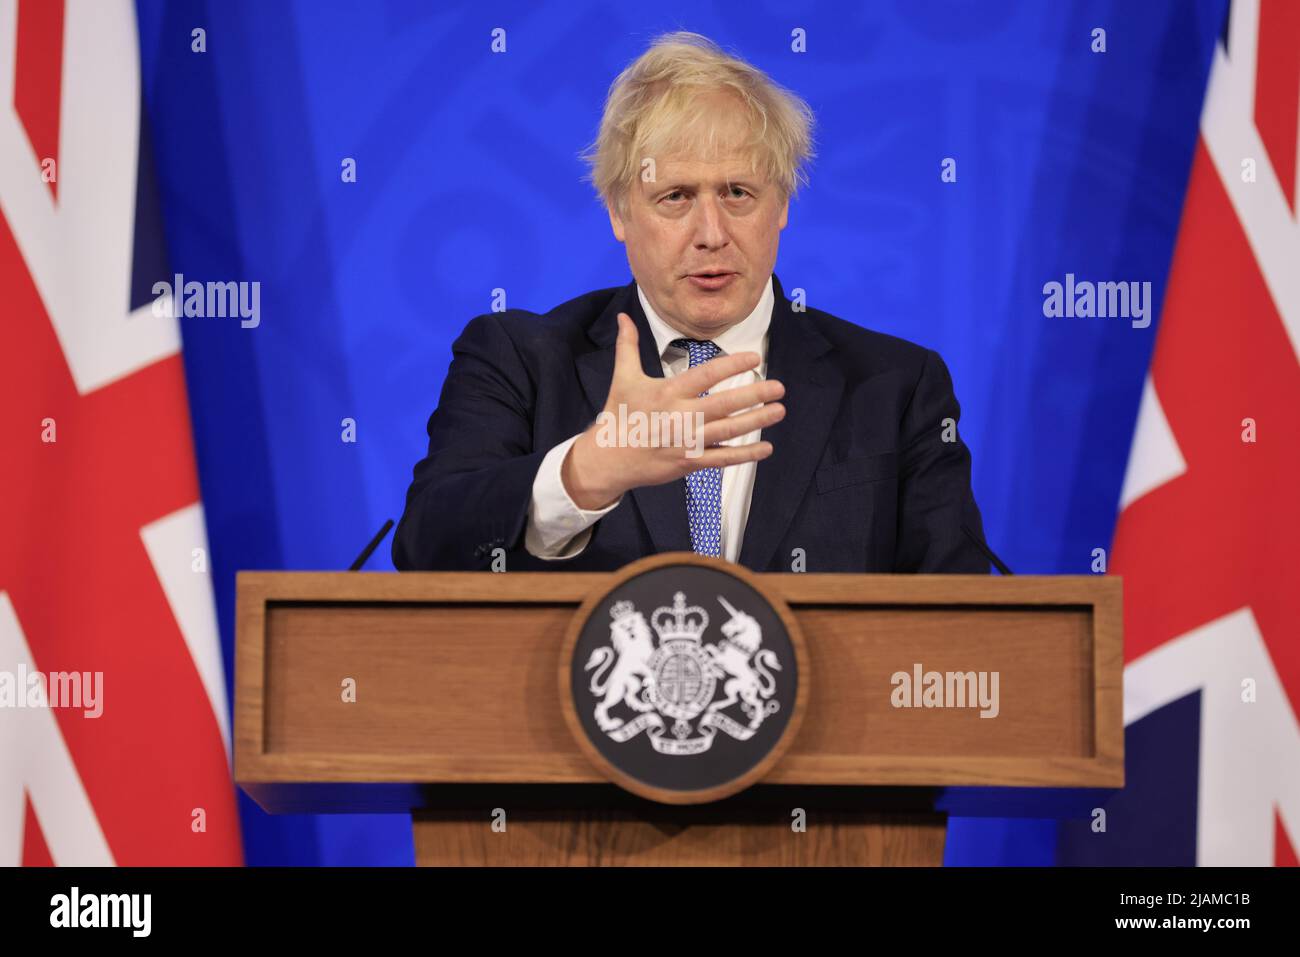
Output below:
[235,564,1122,866]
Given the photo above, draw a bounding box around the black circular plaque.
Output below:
[564,556,804,802]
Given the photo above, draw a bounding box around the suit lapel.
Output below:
[737,275,844,570]
[576,281,693,554]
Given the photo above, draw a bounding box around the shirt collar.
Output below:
[637,275,774,361]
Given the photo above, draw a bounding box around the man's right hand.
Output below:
[561,312,786,510]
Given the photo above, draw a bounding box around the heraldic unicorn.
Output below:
[584,590,782,755]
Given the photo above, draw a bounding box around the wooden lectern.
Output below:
[235,558,1121,866]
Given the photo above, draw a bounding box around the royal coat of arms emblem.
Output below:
[563,557,805,802]
[584,590,783,756]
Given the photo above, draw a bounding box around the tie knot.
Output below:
[670,338,720,367]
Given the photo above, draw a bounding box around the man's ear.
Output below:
[607,200,627,243]
[778,194,789,230]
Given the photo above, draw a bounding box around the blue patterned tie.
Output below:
[670,338,723,557]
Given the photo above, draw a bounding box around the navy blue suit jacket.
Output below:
[393,274,989,574]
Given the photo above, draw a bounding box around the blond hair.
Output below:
[581,31,815,212]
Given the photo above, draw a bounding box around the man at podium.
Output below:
[394,31,988,576]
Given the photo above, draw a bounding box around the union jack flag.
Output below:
[1063,0,1299,866]
[0,0,241,865]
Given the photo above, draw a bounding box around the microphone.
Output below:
[961,524,1014,575]
[349,519,394,571]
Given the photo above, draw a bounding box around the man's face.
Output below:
[608,126,788,340]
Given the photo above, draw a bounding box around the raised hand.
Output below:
[562,312,785,509]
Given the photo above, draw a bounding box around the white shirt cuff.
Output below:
[524,433,622,560]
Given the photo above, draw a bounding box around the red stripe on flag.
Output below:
[1278,810,1298,866]
[21,792,53,867]
[1254,0,1300,212]
[13,0,65,201]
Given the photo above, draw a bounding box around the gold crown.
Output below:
[651,591,708,642]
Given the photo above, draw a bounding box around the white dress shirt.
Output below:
[524,276,775,562]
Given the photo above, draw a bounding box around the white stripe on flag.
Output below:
[140,504,232,761]
[0,593,115,866]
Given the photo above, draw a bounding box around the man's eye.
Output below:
[663,191,685,202]
[728,186,750,198]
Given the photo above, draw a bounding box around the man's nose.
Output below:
[691,195,730,250]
